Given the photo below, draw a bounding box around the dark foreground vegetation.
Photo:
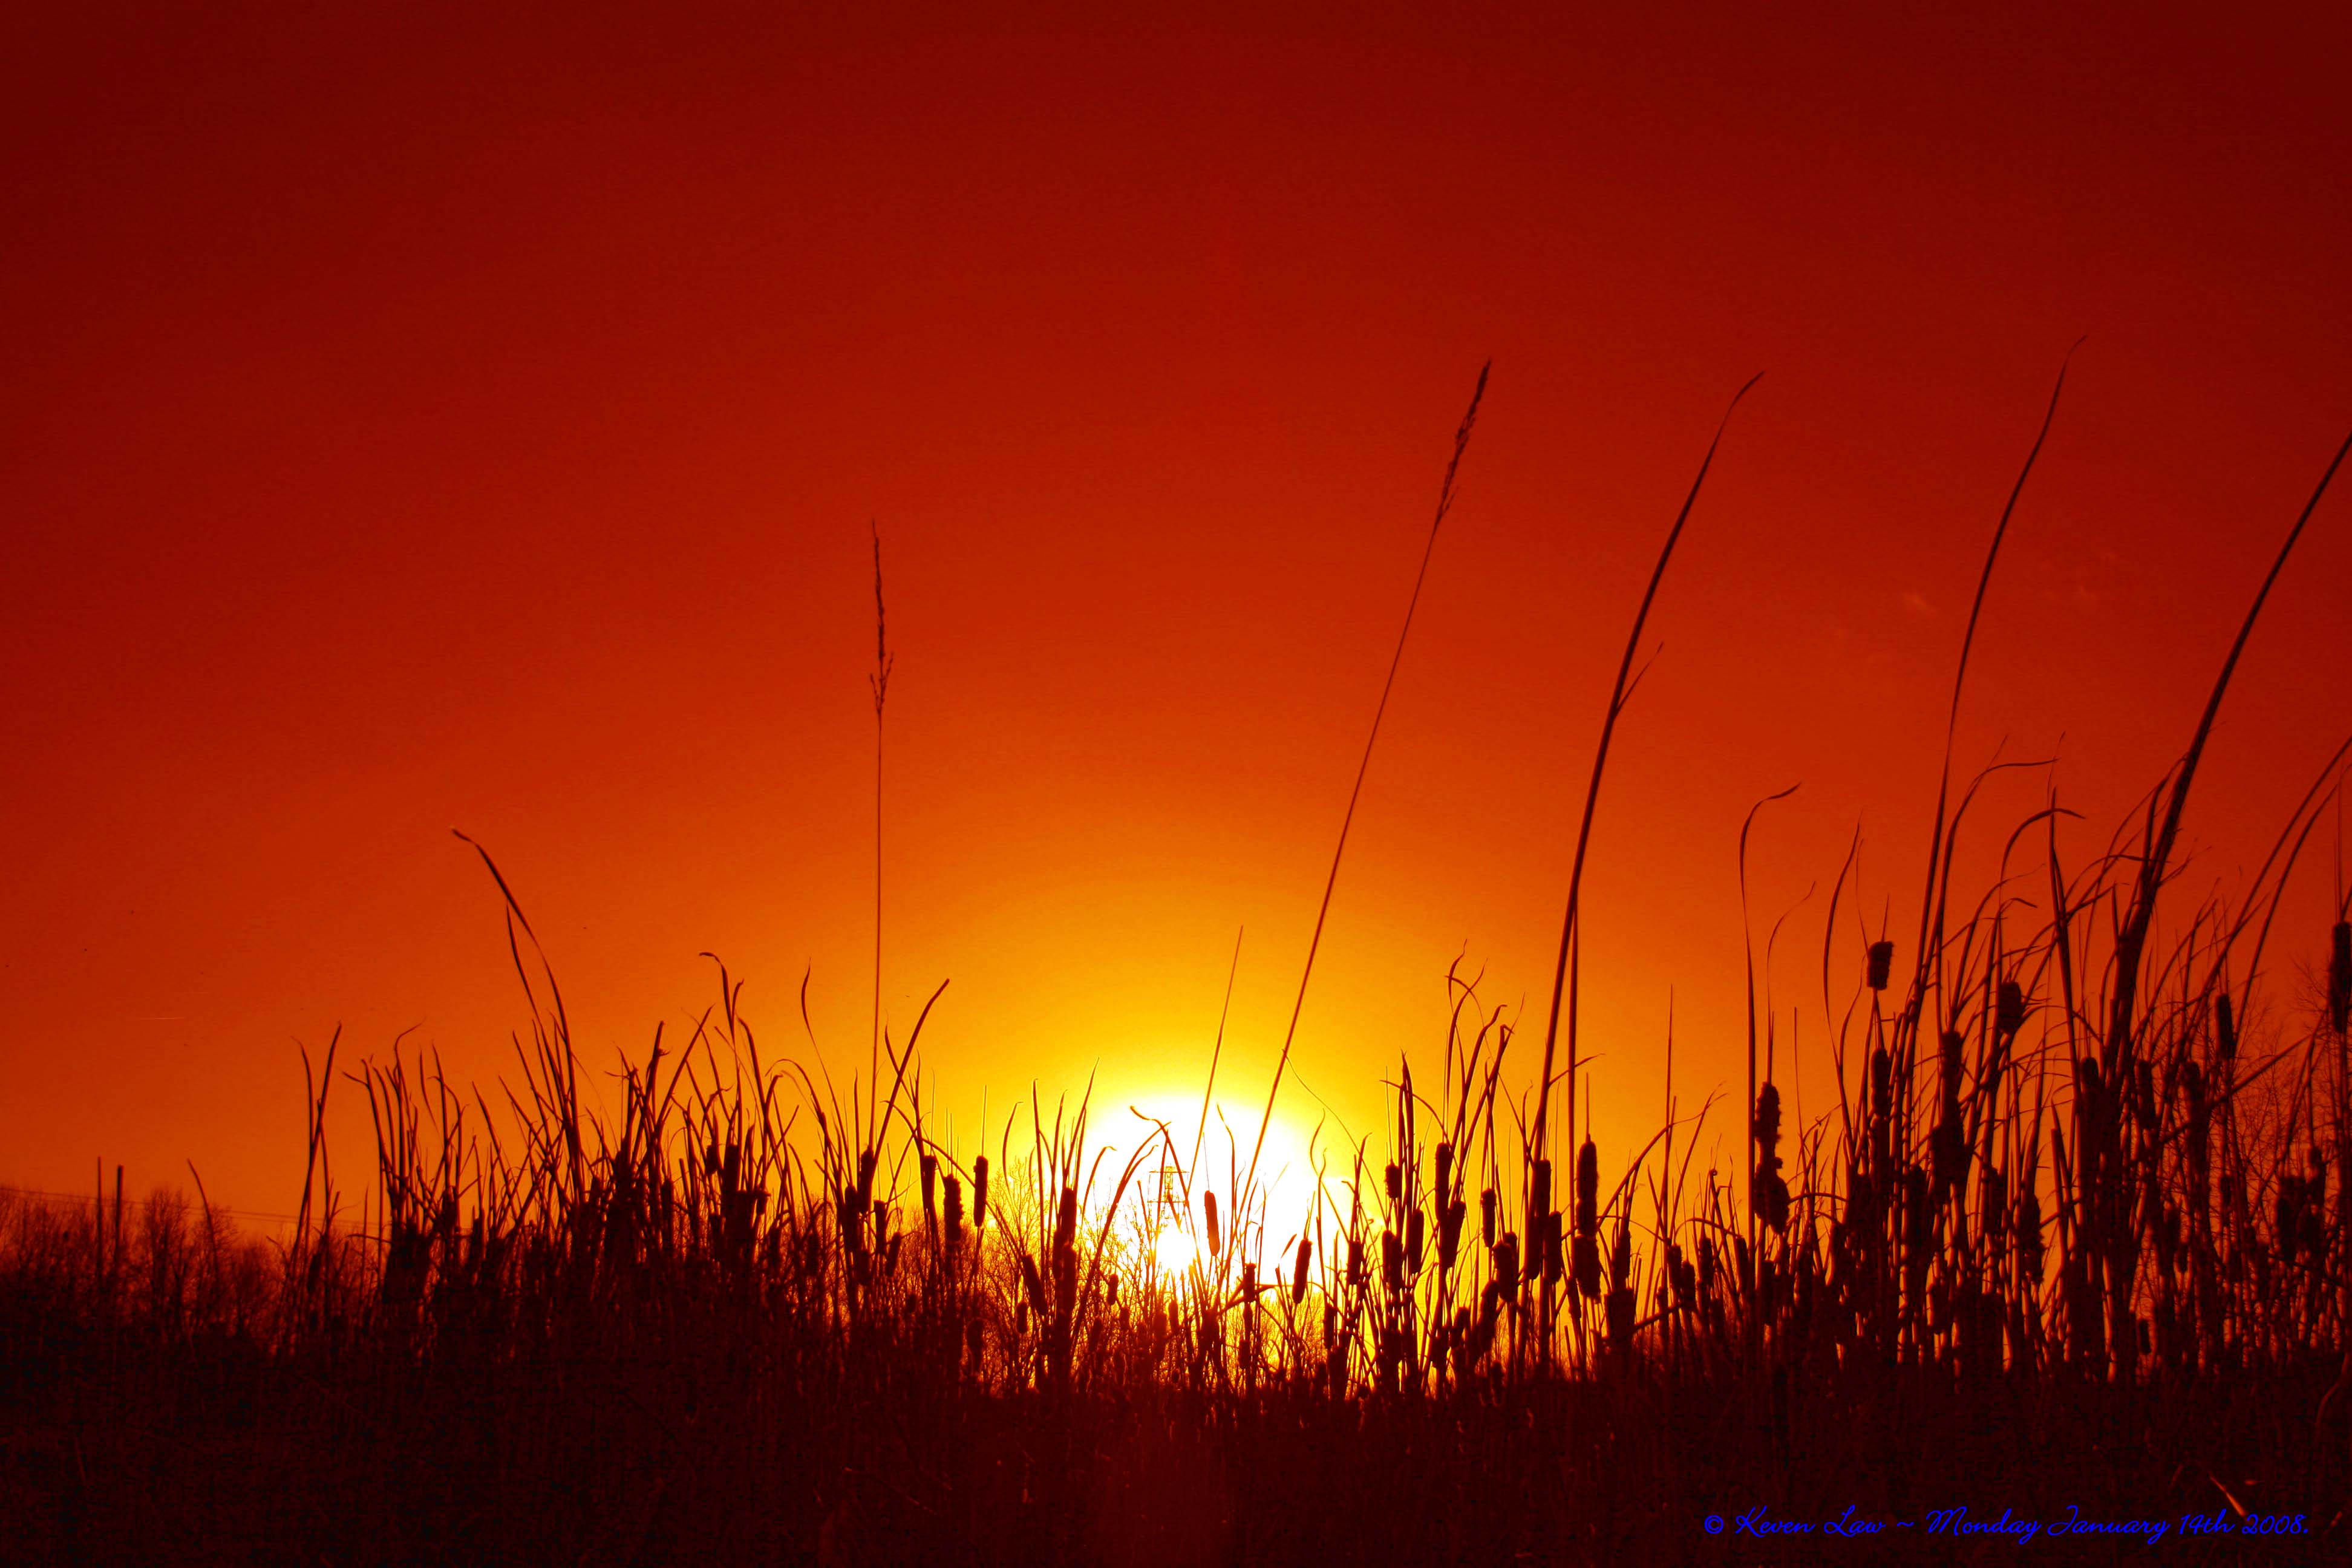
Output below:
[7,377,2352,1564]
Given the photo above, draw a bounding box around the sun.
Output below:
[1108,1093,1346,1287]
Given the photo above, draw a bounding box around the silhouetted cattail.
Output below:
[2181,1060,2210,1201]
[1437,1197,1465,1271]
[2216,995,2238,1063]
[1867,939,1895,991]
[1053,1185,1077,1261]
[2331,921,2351,1036]
[1575,1138,1598,1240]
[920,1154,938,1233]
[1480,1187,1498,1249]
[1406,1207,1425,1275]
[972,1155,990,1232]
[856,1148,877,1207]
[1573,1228,1601,1299]
[1434,1141,1454,1202]
[1381,1229,1403,1293]
[1493,1230,1521,1296]
[1203,1191,1222,1258]
[943,1174,964,1259]
[1996,979,2027,1039]
[1903,1166,1932,1284]
[1347,1234,1365,1289]
[2278,1175,2304,1265]
[1755,1083,1789,1231]
[1384,1161,1402,1208]
[1606,1282,1635,1349]
[1292,1236,1312,1305]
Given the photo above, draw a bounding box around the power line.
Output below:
[0,1183,299,1225]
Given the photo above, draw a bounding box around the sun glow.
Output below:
[1108,1093,1347,1289]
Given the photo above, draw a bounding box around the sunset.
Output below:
[5,4,2351,1562]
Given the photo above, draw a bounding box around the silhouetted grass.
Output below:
[5,381,2351,1566]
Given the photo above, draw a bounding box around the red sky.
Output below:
[5,3,2350,1225]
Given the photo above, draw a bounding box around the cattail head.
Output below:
[1575,1138,1599,1238]
[972,1155,990,1232]
[1757,1169,1791,1233]
[1053,1186,1078,1260]
[1406,1207,1426,1276]
[856,1148,877,1207]
[1938,1032,1964,1106]
[1606,1282,1636,1350]
[1292,1235,1312,1305]
[1433,1142,1454,1201]
[1903,1165,1932,1269]
[943,1174,965,1256]
[1384,1162,1402,1209]
[2075,1055,2102,1116]
[2331,921,2351,1036]
[1996,979,2027,1039]
[1667,1243,1695,1310]
[1866,940,1895,991]
[1381,1229,1403,1293]
[1754,1082,1783,1159]
[1203,1191,1223,1259]
[1492,1231,1520,1296]
[1480,1187,1497,1248]
[2215,994,2238,1063]
[1572,1230,1601,1299]
[920,1154,938,1229]
[1438,1197,1465,1272]
[1019,1252,1046,1318]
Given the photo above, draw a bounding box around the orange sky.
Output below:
[5,4,2350,1226]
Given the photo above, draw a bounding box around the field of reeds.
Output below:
[7,373,2352,1564]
